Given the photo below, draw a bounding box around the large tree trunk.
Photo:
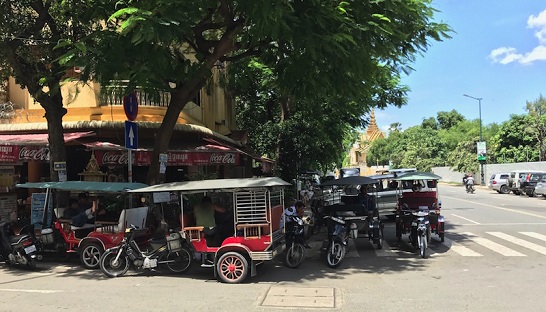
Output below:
[146,77,208,185]
[40,90,67,182]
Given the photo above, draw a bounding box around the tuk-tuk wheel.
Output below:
[80,242,103,269]
[439,233,445,242]
[216,252,249,284]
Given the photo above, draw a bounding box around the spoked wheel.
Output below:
[100,248,130,278]
[325,241,346,268]
[284,243,306,269]
[216,252,249,284]
[166,247,192,273]
[80,242,103,269]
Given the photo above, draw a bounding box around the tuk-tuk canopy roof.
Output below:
[320,175,376,186]
[128,177,291,194]
[16,181,148,192]
[394,172,442,181]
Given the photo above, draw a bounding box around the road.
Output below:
[1,184,545,312]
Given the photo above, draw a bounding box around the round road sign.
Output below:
[123,92,138,121]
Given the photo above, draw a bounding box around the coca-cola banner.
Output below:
[18,146,50,162]
[94,150,239,166]
[0,145,20,163]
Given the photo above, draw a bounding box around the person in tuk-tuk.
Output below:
[194,196,227,246]
[358,185,377,216]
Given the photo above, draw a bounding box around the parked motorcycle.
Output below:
[0,221,41,269]
[410,210,431,258]
[367,212,384,249]
[283,213,306,269]
[99,225,192,277]
[322,212,364,268]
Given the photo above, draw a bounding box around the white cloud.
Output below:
[490,9,546,65]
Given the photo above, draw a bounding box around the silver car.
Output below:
[488,172,510,194]
[534,176,546,197]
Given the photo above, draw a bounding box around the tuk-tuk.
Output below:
[128,177,291,284]
[394,172,445,258]
[16,181,148,269]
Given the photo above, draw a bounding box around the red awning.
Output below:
[0,131,95,145]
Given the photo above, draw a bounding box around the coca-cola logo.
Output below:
[19,146,50,161]
[210,153,236,164]
[101,152,129,165]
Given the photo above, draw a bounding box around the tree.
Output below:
[421,117,438,130]
[525,94,546,161]
[437,109,465,129]
[0,1,111,182]
[64,0,451,184]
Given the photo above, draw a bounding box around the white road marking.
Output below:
[451,214,481,225]
[519,232,546,242]
[375,240,399,257]
[437,236,483,257]
[487,232,546,255]
[458,222,546,226]
[461,232,525,257]
[0,288,63,293]
[443,195,546,219]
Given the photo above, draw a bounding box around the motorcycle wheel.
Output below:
[284,243,306,269]
[80,242,103,269]
[420,233,427,259]
[376,228,384,250]
[166,247,192,273]
[439,232,445,242]
[26,257,36,270]
[325,240,345,268]
[100,248,129,278]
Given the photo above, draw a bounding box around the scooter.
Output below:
[322,212,365,268]
[283,214,306,269]
[99,225,192,277]
[0,221,42,269]
[466,182,475,194]
[410,209,431,258]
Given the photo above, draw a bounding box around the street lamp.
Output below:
[463,94,485,186]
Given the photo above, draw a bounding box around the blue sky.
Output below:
[375,0,546,132]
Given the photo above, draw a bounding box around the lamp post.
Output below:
[463,94,485,186]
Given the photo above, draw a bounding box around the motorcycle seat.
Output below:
[10,234,30,246]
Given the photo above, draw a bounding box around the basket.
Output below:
[40,228,55,245]
[167,232,182,252]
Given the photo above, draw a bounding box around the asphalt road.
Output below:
[1,184,545,312]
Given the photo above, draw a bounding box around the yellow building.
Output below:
[347,109,386,175]
[0,69,263,220]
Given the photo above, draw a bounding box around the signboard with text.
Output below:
[477,141,487,161]
[94,150,240,167]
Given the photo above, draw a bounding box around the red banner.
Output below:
[94,150,239,166]
[0,145,19,163]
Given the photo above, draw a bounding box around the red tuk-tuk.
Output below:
[129,177,290,283]
[394,172,445,258]
[16,181,149,269]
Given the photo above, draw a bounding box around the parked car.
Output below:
[521,172,546,197]
[508,170,535,195]
[534,177,546,197]
[488,172,510,194]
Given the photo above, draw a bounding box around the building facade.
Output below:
[0,69,263,221]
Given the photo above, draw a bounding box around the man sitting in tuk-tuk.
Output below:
[194,196,227,246]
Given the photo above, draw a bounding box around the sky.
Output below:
[375,0,546,132]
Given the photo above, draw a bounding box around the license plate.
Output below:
[24,245,37,254]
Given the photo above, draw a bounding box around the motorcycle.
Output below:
[99,225,192,278]
[466,181,475,194]
[410,210,431,259]
[322,212,364,268]
[283,214,306,269]
[0,221,42,269]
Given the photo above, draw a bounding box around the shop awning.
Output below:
[0,131,95,145]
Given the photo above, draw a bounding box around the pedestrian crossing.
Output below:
[306,231,546,259]
[373,231,546,258]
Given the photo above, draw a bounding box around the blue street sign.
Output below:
[125,120,138,149]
